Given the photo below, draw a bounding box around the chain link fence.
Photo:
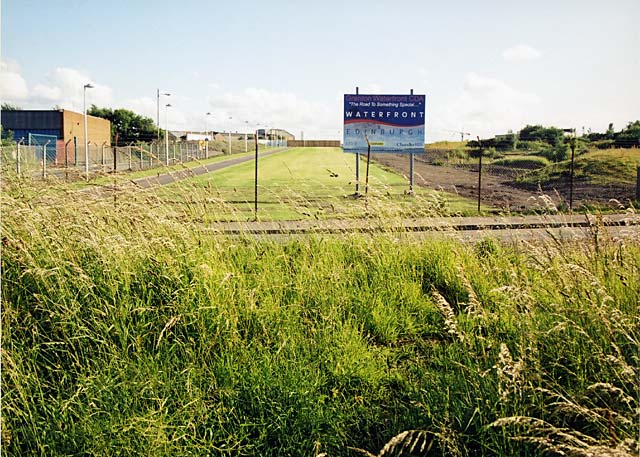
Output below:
[1,140,227,179]
[373,147,640,212]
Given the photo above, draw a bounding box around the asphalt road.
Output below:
[131,148,288,188]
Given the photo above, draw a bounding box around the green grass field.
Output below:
[2,175,638,456]
[154,147,481,220]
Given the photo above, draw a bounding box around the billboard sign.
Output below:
[343,94,425,153]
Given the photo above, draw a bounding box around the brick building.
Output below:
[1,109,111,163]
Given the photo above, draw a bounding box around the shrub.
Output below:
[491,156,549,169]
[536,144,569,162]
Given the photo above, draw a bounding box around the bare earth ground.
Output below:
[372,154,635,212]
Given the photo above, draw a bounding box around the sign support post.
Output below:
[355,86,360,195]
[409,89,415,195]
[365,136,371,194]
[355,152,360,194]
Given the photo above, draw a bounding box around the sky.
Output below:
[1,0,639,141]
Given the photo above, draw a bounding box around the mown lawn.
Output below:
[156,147,481,220]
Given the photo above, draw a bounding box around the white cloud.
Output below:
[358,83,384,94]
[207,87,335,139]
[32,84,62,101]
[502,44,542,62]
[25,67,113,111]
[0,60,29,101]
[433,72,541,140]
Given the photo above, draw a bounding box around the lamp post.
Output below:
[156,89,170,140]
[165,103,172,165]
[244,120,249,152]
[205,112,211,140]
[228,115,232,154]
[83,83,94,180]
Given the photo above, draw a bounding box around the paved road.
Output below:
[131,148,288,188]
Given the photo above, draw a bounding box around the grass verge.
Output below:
[1,176,638,456]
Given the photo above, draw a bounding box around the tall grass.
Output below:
[1,176,638,456]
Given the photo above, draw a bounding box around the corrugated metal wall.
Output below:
[1,111,63,141]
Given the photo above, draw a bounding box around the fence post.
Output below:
[568,137,576,212]
[74,136,78,166]
[409,152,414,194]
[42,140,50,179]
[16,139,23,176]
[64,139,72,181]
[128,145,132,170]
[113,145,117,172]
[101,143,105,170]
[477,137,483,214]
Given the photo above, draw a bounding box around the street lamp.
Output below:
[205,112,211,140]
[83,83,94,180]
[227,115,232,154]
[157,89,170,139]
[165,103,172,165]
[244,120,249,152]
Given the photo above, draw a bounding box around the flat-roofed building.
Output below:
[1,109,111,163]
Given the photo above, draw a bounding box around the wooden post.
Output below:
[569,136,576,212]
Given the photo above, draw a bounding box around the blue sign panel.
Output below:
[343,94,425,153]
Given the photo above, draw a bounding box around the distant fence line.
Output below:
[287,140,340,147]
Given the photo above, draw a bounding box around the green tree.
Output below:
[613,120,640,148]
[88,105,160,143]
[518,125,564,147]
[1,103,21,111]
[606,122,615,138]
[1,126,15,145]
[493,133,517,151]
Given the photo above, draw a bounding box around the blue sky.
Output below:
[2,0,639,140]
